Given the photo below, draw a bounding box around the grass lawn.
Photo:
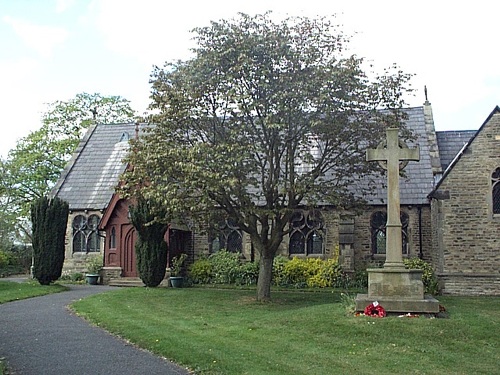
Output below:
[71,288,500,375]
[0,280,68,304]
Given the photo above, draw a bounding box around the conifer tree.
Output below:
[31,196,69,285]
[129,197,168,287]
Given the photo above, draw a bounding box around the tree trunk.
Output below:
[257,254,273,302]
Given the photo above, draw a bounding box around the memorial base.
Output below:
[355,268,440,313]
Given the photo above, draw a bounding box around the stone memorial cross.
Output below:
[366,128,419,269]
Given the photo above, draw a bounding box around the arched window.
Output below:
[72,214,101,253]
[72,215,87,253]
[87,215,100,252]
[109,227,116,249]
[492,168,500,215]
[371,211,409,255]
[289,210,324,256]
[210,219,242,253]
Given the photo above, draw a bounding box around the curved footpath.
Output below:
[0,280,190,375]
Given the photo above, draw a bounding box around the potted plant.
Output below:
[169,253,187,288]
[85,254,103,285]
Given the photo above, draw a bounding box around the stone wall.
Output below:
[190,209,340,262]
[352,205,432,269]
[431,111,500,295]
[62,210,104,274]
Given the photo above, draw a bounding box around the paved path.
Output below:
[0,281,190,375]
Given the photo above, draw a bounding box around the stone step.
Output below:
[108,277,172,287]
[108,277,145,287]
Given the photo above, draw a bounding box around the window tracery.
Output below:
[289,210,324,255]
[72,214,101,253]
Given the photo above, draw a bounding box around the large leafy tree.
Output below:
[120,13,413,301]
[2,93,136,241]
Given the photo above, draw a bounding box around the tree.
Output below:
[31,196,69,285]
[2,93,136,241]
[129,197,168,287]
[120,13,413,301]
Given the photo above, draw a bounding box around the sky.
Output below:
[0,0,498,157]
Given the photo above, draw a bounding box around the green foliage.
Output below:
[129,197,168,287]
[188,258,212,284]
[85,254,103,274]
[170,253,187,277]
[404,257,439,295]
[60,272,85,283]
[0,251,14,268]
[71,272,85,282]
[188,251,259,285]
[235,261,259,286]
[273,256,357,289]
[0,248,31,276]
[208,250,241,284]
[280,257,344,288]
[271,255,289,286]
[30,196,69,285]
[120,13,414,301]
[1,93,136,244]
[339,292,356,316]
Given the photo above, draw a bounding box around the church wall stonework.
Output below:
[62,210,104,275]
[431,111,500,295]
[353,206,432,269]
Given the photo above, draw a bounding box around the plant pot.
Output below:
[85,274,99,285]
[169,276,184,288]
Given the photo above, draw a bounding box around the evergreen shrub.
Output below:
[31,196,69,285]
[129,197,168,287]
[208,250,241,284]
[272,255,289,286]
[0,251,12,269]
[235,261,259,285]
[189,253,353,289]
[404,257,439,295]
[281,257,344,288]
[188,251,259,285]
[188,258,212,284]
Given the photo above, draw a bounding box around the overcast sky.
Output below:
[0,0,498,157]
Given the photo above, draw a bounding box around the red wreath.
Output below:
[364,301,386,317]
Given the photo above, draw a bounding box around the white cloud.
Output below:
[0,58,44,157]
[3,16,69,58]
[55,0,76,13]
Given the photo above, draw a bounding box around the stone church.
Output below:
[51,101,500,295]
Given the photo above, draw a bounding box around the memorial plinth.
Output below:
[355,268,440,313]
[356,128,439,314]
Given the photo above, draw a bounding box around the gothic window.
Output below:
[289,210,324,256]
[72,214,101,253]
[72,215,86,253]
[210,219,243,253]
[492,168,500,215]
[371,211,409,255]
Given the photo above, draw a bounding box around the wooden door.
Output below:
[123,225,137,277]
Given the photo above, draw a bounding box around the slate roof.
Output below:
[51,123,138,211]
[52,106,438,211]
[436,130,476,172]
[362,106,437,206]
